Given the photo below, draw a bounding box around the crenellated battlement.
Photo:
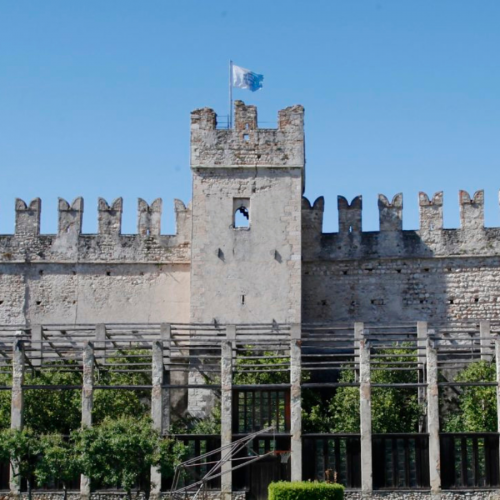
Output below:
[15,198,41,236]
[0,197,192,263]
[190,101,305,169]
[302,189,500,261]
[378,193,403,232]
[459,189,484,230]
[138,198,162,236]
[58,197,84,235]
[98,197,123,235]
[418,191,443,231]
[338,196,362,234]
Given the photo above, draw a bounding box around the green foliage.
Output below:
[268,481,344,500]
[327,371,360,433]
[0,372,11,430]
[36,434,79,498]
[157,437,187,479]
[75,415,184,497]
[0,427,41,499]
[24,367,81,435]
[443,360,496,432]
[171,403,222,435]
[75,416,158,495]
[312,345,424,433]
[302,389,331,433]
[0,350,153,435]
[93,350,151,424]
[233,348,290,385]
[0,419,185,499]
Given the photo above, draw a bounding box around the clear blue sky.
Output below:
[1,1,499,234]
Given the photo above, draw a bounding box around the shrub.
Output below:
[268,481,344,500]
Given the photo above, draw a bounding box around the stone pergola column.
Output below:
[161,323,172,431]
[290,324,302,481]
[426,327,441,494]
[417,322,427,433]
[151,338,165,498]
[357,322,372,493]
[80,340,94,499]
[10,337,25,496]
[495,332,500,474]
[221,325,235,500]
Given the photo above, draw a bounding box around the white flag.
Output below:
[232,64,264,92]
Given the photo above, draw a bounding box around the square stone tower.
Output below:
[190,101,305,324]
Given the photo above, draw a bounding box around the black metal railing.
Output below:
[233,389,290,434]
[441,433,499,489]
[372,434,429,489]
[0,460,8,490]
[302,434,361,488]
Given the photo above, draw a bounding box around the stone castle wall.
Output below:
[0,197,192,325]
[2,102,500,328]
[302,190,500,323]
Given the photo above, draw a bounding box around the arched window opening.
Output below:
[234,206,249,228]
[233,198,250,229]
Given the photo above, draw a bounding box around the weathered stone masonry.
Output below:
[2,102,500,329]
[302,189,500,324]
[0,198,191,325]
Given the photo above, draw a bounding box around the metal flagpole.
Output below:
[229,60,233,128]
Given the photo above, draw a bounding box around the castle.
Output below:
[1,101,500,499]
[1,100,498,328]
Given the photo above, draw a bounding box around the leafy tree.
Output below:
[0,427,41,500]
[24,367,81,435]
[75,415,184,499]
[233,348,290,385]
[0,373,11,430]
[314,346,424,433]
[36,434,79,500]
[443,360,496,432]
[157,437,187,480]
[93,350,151,424]
[302,388,330,433]
[0,350,152,434]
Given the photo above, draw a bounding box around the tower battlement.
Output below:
[190,100,304,169]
